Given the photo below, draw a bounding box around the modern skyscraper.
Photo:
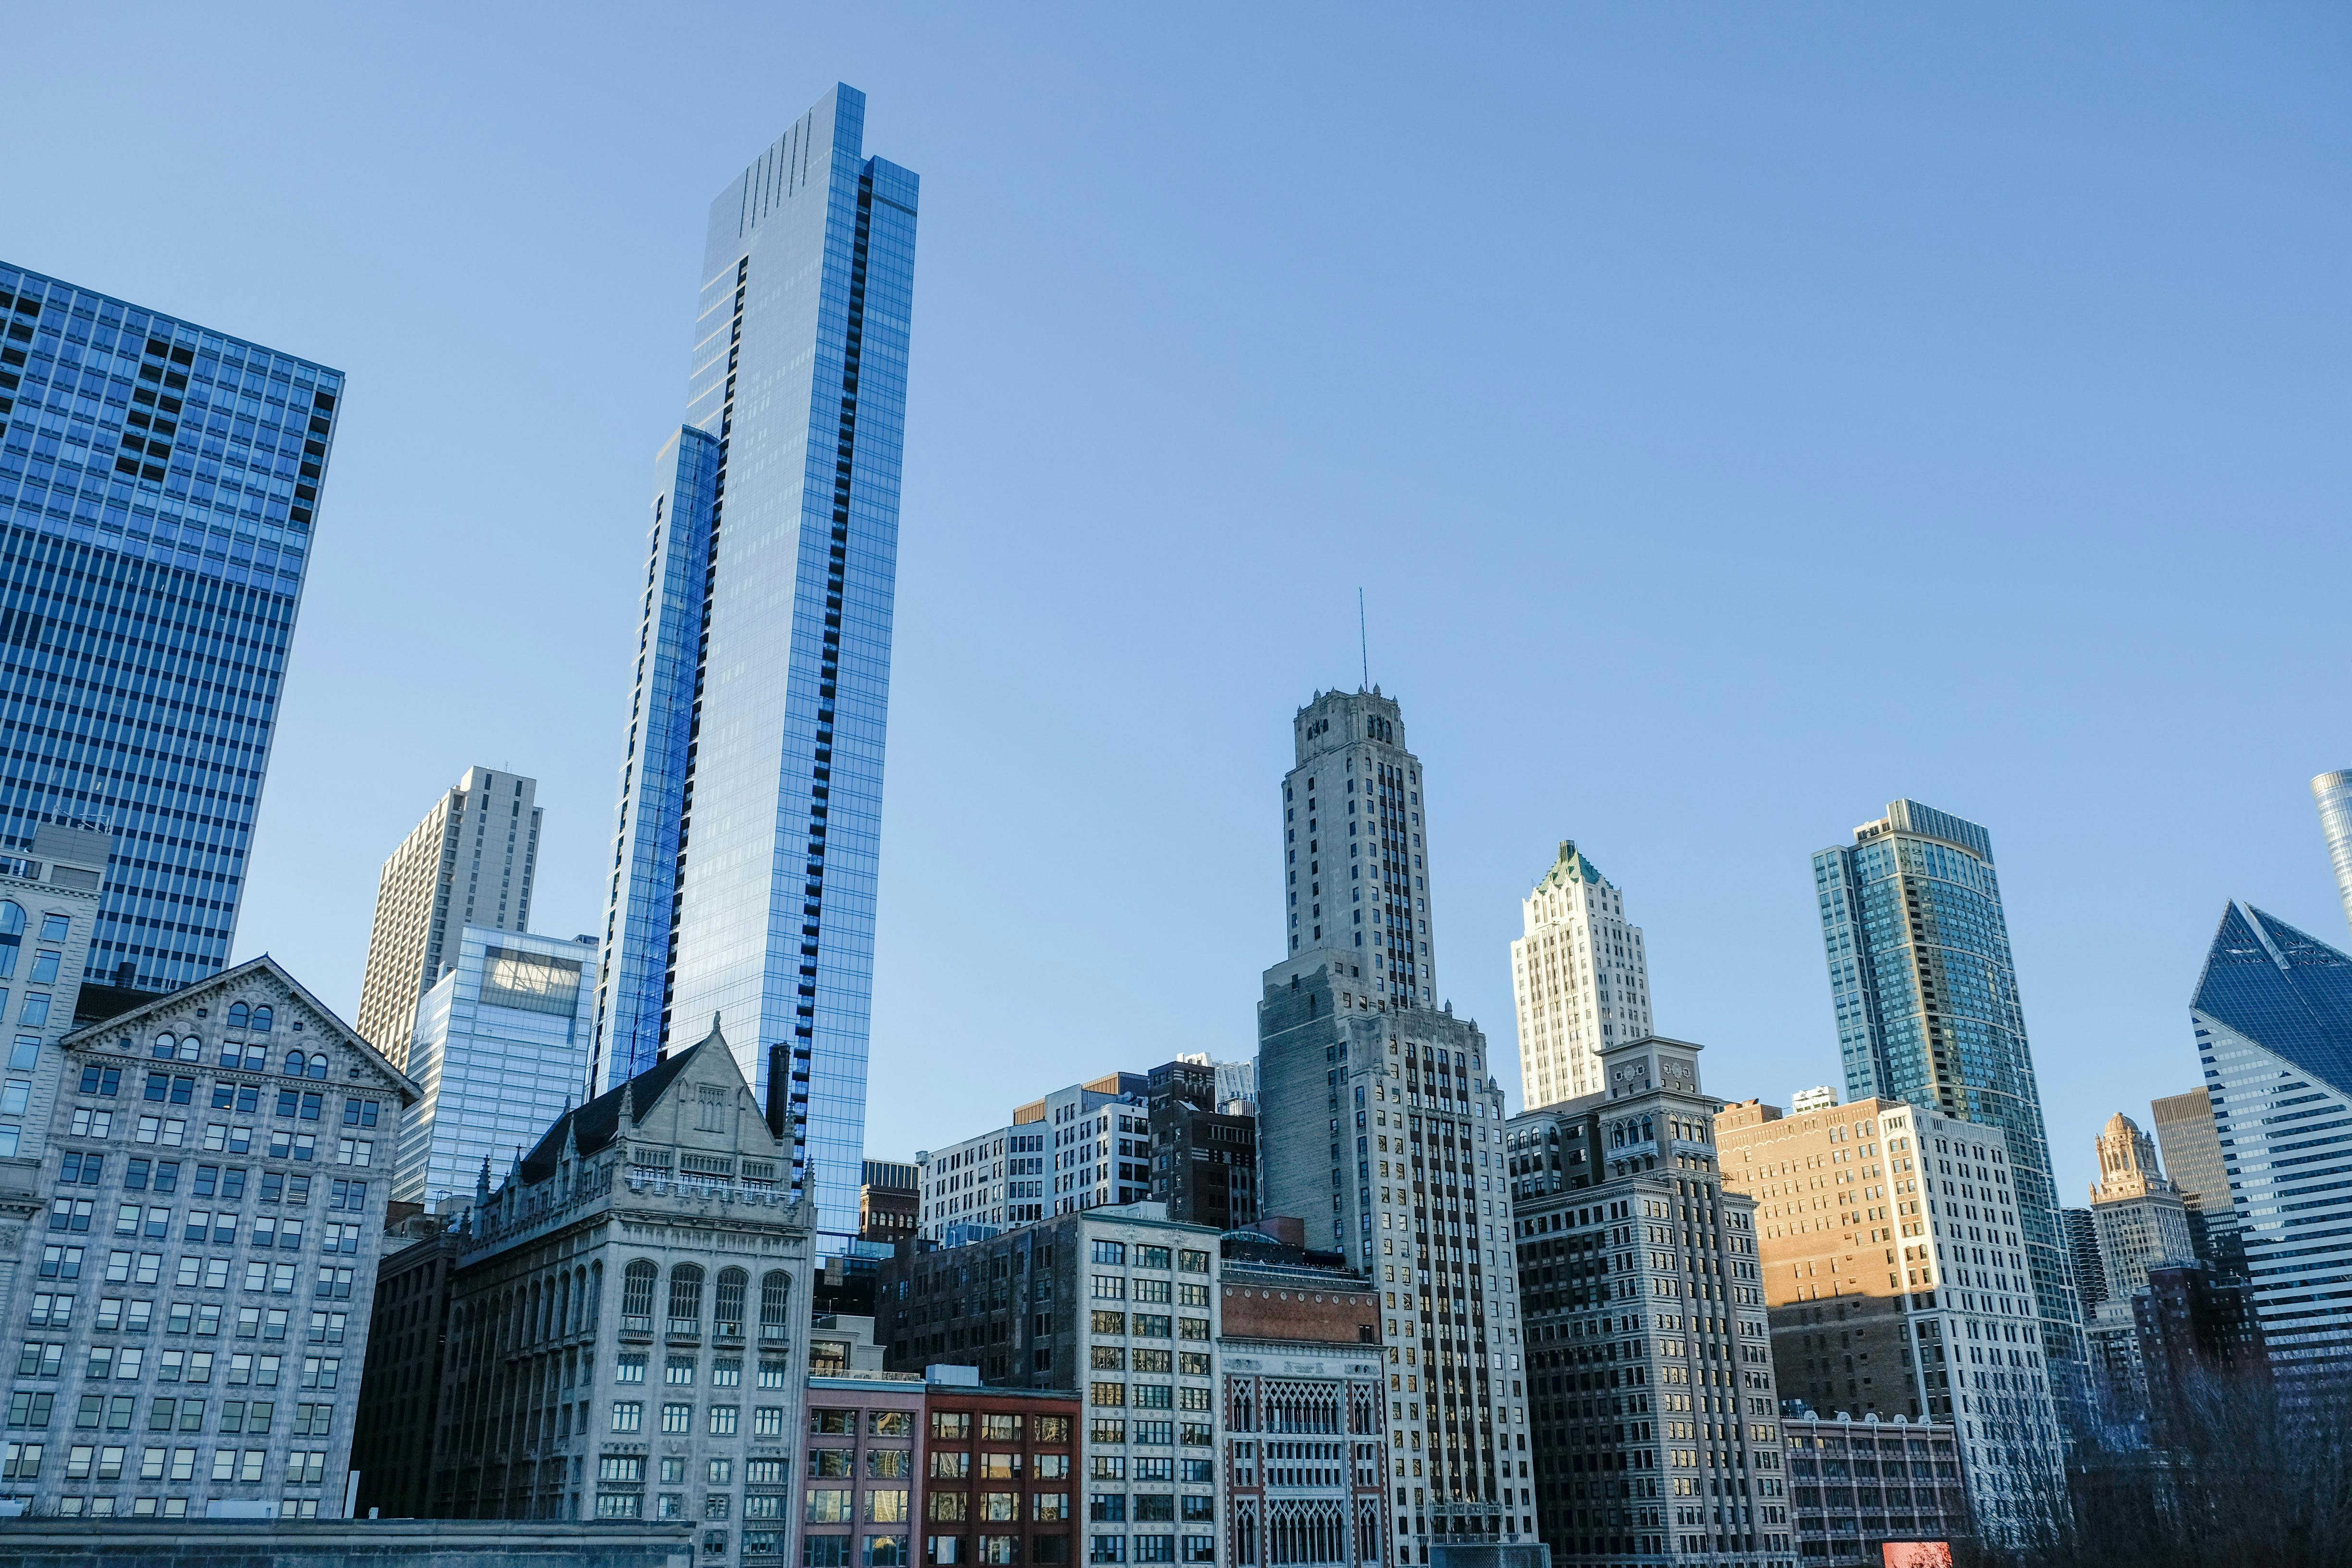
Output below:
[355,766,542,1065]
[2314,769,2352,936]
[393,924,598,1211]
[2059,1209,2107,1314]
[2149,1086,2240,1270]
[0,264,342,993]
[1714,1094,2067,1545]
[1510,841,1650,1108]
[589,86,919,1250]
[1811,799,2083,1415]
[2188,901,2352,1386]
[1257,687,1531,1557]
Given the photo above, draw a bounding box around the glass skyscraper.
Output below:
[2190,901,2352,1386]
[2313,769,2352,937]
[1813,799,2085,1410]
[0,264,339,992]
[591,85,917,1249]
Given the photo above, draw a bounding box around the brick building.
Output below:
[350,1205,464,1516]
[922,1381,1081,1567]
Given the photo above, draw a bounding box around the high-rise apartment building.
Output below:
[355,767,541,1066]
[1510,842,1651,1108]
[2148,1088,2239,1271]
[392,925,597,1211]
[2314,770,2352,936]
[1257,688,1531,1560]
[2058,1209,2106,1315]
[590,86,919,1253]
[1507,1036,1793,1568]
[1713,1095,2065,1546]
[1811,799,2082,1416]
[0,265,342,994]
[2188,902,2352,1387]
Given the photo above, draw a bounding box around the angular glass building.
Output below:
[0,264,339,992]
[2314,769,2352,937]
[2190,902,2352,1386]
[1813,799,2086,1411]
[591,86,917,1248]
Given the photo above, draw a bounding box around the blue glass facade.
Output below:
[591,86,917,1249]
[0,265,339,992]
[2190,902,2352,1383]
[1813,800,2085,1401]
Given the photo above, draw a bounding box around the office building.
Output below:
[1713,1095,2065,1546]
[2315,770,2352,936]
[1509,842,1650,1109]
[1218,1222,1388,1568]
[0,265,341,994]
[2188,901,2352,1387]
[1258,688,1531,1558]
[2087,1114,2193,1302]
[2147,1088,2239,1273]
[421,1024,817,1550]
[588,86,921,1258]
[391,925,597,1212]
[1810,800,2082,1416]
[350,1206,465,1519]
[1147,1058,1258,1233]
[917,1382,1083,1568]
[354,768,542,1066]
[1778,1411,1969,1566]
[875,1202,1227,1566]
[860,1158,920,1245]
[2058,1210,2105,1315]
[0,955,417,1519]
[799,1372,926,1566]
[1507,1035,1791,1568]
[0,824,110,1190]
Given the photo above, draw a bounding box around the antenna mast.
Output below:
[1359,588,1369,690]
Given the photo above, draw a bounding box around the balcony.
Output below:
[668,1318,703,1345]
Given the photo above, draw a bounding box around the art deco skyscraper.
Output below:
[1812,799,2084,1414]
[591,86,918,1244]
[2088,1113,2194,1300]
[0,264,341,993]
[355,766,540,1065]
[1510,841,1650,1107]
[2189,902,2352,1386]
[2315,769,2352,936]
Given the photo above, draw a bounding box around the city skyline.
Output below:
[3,11,2345,1219]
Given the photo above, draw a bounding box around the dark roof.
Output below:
[2192,903,2352,1094]
[517,1034,713,1184]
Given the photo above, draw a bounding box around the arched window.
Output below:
[622,1261,657,1327]
[227,1002,250,1030]
[0,901,22,979]
[252,1005,274,1033]
[285,1050,308,1077]
[760,1270,792,1341]
[668,1264,704,1331]
[306,1054,327,1080]
[154,1033,178,1060]
[715,1268,747,1335]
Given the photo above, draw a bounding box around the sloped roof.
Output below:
[2192,902,2352,1094]
[516,1029,718,1183]
[1535,840,1605,895]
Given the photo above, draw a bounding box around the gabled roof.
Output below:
[516,1023,724,1184]
[2192,902,2352,1094]
[60,953,420,1106]
[1534,840,1605,895]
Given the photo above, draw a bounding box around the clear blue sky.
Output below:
[9,4,2348,1205]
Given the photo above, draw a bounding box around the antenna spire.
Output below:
[1358,588,1369,691]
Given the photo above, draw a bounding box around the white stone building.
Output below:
[1510,842,1651,1110]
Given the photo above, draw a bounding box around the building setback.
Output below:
[1507,1035,1789,1568]
[0,264,342,997]
[875,1204,1226,1568]
[421,1026,816,1566]
[588,86,921,1260]
[355,768,542,1066]
[0,956,418,1519]
[1712,1095,2064,1547]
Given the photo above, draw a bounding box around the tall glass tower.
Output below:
[2314,769,2352,937]
[591,86,917,1248]
[0,264,340,992]
[1813,799,2085,1413]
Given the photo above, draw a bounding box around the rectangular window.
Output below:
[807,1489,854,1524]
[868,1489,912,1523]
[710,1405,739,1436]
[662,1403,693,1434]
[1091,1241,1125,1265]
[1176,1250,1208,1273]
[611,1402,644,1433]
[616,1355,647,1384]
[1131,1316,1170,1339]
[1090,1311,1126,1335]
[1135,1246,1171,1270]
[931,1411,971,1441]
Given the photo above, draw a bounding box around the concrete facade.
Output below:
[1508,843,1650,1110]
[355,768,541,1068]
[1778,1412,1968,1566]
[1507,1036,1788,1568]
[1,956,419,1519]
